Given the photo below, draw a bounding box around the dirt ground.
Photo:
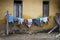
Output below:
[0,33,60,40]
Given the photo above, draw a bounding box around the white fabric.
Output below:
[42,17,48,23]
[27,19,32,28]
[18,18,24,24]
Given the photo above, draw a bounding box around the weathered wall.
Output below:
[0,0,14,25]
[0,0,59,19]
[23,0,59,19]
[0,0,14,19]
[23,0,42,19]
[58,0,60,12]
[49,0,59,16]
[0,0,59,31]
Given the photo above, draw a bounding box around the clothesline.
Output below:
[5,11,48,35]
[7,14,48,27]
[7,15,48,22]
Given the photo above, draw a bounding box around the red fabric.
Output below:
[24,19,28,23]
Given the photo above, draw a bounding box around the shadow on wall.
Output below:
[0,17,6,30]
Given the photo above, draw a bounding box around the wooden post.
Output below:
[6,11,9,35]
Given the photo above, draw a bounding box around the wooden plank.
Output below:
[48,25,58,34]
[54,16,60,25]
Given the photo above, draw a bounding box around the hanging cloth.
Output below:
[17,18,24,24]
[42,17,48,23]
[7,15,14,23]
[27,19,32,28]
[33,18,40,26]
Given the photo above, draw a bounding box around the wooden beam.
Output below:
[48,25,58,34]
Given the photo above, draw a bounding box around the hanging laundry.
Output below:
[40,18,43,22]
[9,22,14,27]
[42,17,48,23]
[13,17,18,22]
[36,18,40,26]
[23,19,28,27]
[24,19,28,23]
[17,18,24,24]
[39,18,43,26]
[7,15,14,23]
[33,18,40,26]
[27,19,32,28]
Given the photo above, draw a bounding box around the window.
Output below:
[14,0,22,18]
[43,1,49,17]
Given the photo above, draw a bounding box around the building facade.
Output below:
[0,0,60,31]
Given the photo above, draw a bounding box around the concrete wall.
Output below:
[23,0,42,19]
[23,0,59,19]
[0,0,14,19]
[0,0,59,19]
[50,0,59,16]
[0,0,14,26]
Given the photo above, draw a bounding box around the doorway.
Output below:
[14,0,22,18]
[43,1,49,17]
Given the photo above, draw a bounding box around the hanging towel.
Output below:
[7,15,14,23]
[27,19,32,28]
[42,17,48,23]
[17,18,24,24]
